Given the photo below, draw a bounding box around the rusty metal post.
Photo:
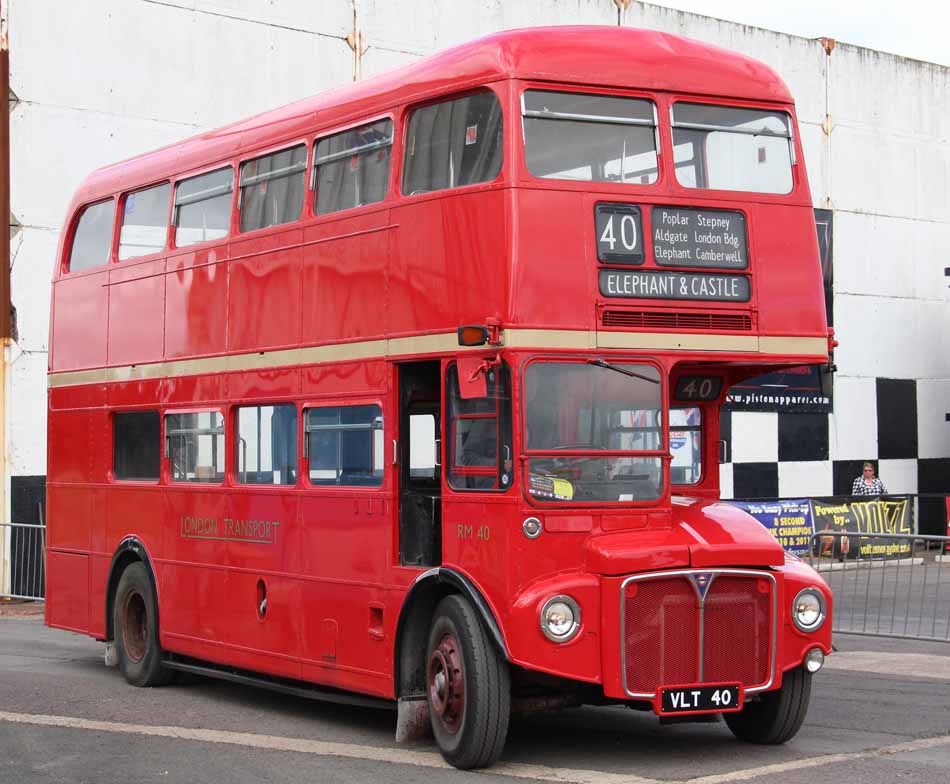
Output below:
[0,0,9,590]
[0,3,9,341]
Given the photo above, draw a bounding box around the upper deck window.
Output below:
[315,120,393,215]
[119,183,170,260]
[672,103,794,194]
[240,145,307,231]
[68,199,114,272]
[522,90,658,185]
[402,91,503,195]
[173,167,233,247]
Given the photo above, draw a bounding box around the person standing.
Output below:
[852,461,887,496]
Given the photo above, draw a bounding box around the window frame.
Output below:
[667,97,798,197]
[116,180,173,263]
[519,354,669,508]
[669,405,703,486]
[170,163,237,251]
[444,361,513,494]
[65,196,118,274]
[233,402,300,487]
[302,399,386,490]
[237,141,310,234]
[111,409,162,483]
[311,116,395,218]
[520,87,661,187]
[163,408,227,485]
[516,82,664,192]
[400,86,506,199]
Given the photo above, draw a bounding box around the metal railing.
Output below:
[808,532,950,642]
[0,522,46,601]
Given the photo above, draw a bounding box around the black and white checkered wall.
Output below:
[720,378,950,535]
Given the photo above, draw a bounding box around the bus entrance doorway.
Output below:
[398,361,442,566]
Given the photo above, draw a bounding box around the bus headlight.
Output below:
[792,588,826,632]
[540,595,581,642]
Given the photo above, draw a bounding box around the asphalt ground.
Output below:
[1,611,949,784]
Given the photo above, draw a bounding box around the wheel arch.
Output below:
[393,567,509,697]
[105,537,160,642]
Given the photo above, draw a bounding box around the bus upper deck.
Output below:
[50,26,827,383]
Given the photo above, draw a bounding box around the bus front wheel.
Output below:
[724,666,812,744]
[113,562,174,687]
[426,595,510,769]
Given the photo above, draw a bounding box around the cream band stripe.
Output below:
[48,330,828,388]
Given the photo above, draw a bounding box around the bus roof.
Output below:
[74,26,793,203]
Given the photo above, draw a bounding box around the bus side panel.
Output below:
[299,494,393,697]
[49,272,109,371]
[46,551,90,634]
[218,491,303,680]
[108,259,166,366]
[229,229,303,352]
[441,190,509,325]
[751,203,827,338]
[388,200,454,333]
[164,246,229,360]
[510,189,595,330]
[46,484,92,552]
[301,210,390,346]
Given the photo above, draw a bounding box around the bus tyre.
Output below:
[724,666,812,744]
[426,595,510,769]
[113,562,174,687]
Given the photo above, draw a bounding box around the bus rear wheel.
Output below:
[113,562,174,687]
[426,595,510,769]
[724,666,812,744]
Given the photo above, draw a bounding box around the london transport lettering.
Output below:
[652,207,748,269]
[180,515,281,544]
[599,269,750,302]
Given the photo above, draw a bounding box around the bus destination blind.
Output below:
[652,207,748,269]
[599,269,751,302]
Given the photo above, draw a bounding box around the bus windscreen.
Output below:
[522,90,658,185]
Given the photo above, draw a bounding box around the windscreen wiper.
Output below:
[588,359,660,384]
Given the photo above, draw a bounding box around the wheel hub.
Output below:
[428,633,464,733]
[122,590,148,663]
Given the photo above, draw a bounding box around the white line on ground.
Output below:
[1,710,949,784]
[823,651,950,680]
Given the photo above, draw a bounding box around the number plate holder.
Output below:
[657,683,743,715]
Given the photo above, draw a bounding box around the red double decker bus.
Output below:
[46,27,833,769]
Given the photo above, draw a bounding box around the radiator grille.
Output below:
[622,571,773,697]
[623,578,698,694]
[602,310,752,331]
[702,576,772,686]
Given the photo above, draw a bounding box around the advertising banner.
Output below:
[810,497,915,558]
[727,499,814,556]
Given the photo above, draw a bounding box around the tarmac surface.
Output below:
[1,604,949,783]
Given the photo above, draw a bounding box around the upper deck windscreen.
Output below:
[672,103,794,194]
[523,90,659,185]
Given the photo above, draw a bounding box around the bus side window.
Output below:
[670,406,702,485]
[118,182,171,260]
[314,119,393,216]
[173,167,233,248]
[445,362,512,491]
[113,411,161,481]
[165,411,225,483]
[68,198,115,272]
[402,90,503,195]
[235,404,298,485]
[239,145,307,231]
[306,405,384,486]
